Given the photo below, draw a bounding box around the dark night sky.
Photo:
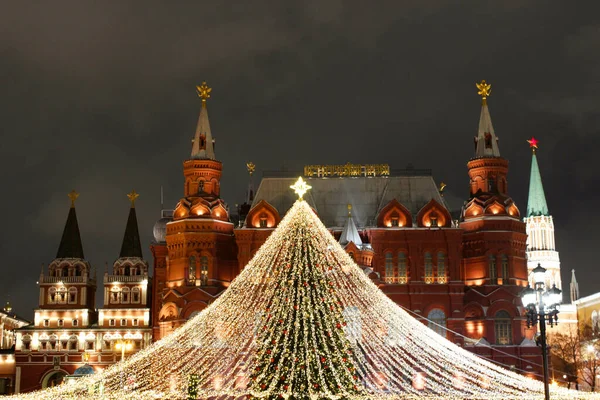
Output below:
[2,1,600,319]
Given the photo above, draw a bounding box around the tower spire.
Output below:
[119,190,143,258]
[474,80,501,158]
[339,204,362,246]
[570,269,579,303]
[526,137,549,217]
[56,190,85,259]
[191,82,215,160]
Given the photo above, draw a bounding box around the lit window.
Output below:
[121,287,130,304]
[109,319,115,327]
[110,287,120,304]
[57,319,64,327]
[437,252,446,284]
[494,310,512,345]
[72,319,78,327]
[384,252,394,283]
[390,214,399,227]
[43,319,50,327]
[489,255,497,284]
[500,254,509,283]
[260,217,267,228]
[120,319,127,326]
[424,252,433,283]
[188,256,197,283]
[68,287,77,304]
[429,212,438,227]
[200,256,209,286]
[132,318,139,326]
[132,287,140,303]
[427,309,446,338]
[398,252,407,284]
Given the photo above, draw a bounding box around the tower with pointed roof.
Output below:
[37,191,96,317]
[153,82,238,340]
[98,191,152,348]
[524,138,562,291]
[338,204,373,270]
[460,81,532,350]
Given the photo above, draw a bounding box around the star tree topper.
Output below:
[290,177,312,200]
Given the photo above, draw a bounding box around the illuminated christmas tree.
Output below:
[13,178,592,399]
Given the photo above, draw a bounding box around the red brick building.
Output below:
[151,82,542,378]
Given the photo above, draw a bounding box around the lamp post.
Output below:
[521,263,562,400]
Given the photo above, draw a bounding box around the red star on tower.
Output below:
[527,137,539,150]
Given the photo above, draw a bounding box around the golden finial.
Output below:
[439,182,447,196]
[476,80,492,105]
[83,352,90,362]
[347,204,352,216]
[127,190,140,207]
[4,301,12,313]
[246,162,256,176]
[290,177,312,200]
[196,81,212,107]
[68,190,79,207]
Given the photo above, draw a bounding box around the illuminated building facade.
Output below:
[0,303,29,394]
[14,192,152,394]
[150,81,543,378]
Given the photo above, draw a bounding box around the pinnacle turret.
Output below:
[339,204,362,246]
[570,269,579,303]
[526,137,549,217]
[473,80,501,158]
[118,191,143,258]
[56,190,85,259]
[190,82,215,160]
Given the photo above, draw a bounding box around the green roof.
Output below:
[527,153,549,217]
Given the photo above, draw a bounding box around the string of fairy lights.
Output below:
[9,179,597,399]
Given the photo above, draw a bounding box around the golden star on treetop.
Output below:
[290,177,312,200]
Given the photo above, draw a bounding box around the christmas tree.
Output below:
[13,178,591,399]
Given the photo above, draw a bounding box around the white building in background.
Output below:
[524,139,562,292]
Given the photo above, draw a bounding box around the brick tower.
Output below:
[459,81,538,374]
[152,82,238,340]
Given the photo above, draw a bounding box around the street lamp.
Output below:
[521,263,561,400]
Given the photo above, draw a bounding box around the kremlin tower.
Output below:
[523,138,562,291]
[151,82,238,340]
[460,81,531,349]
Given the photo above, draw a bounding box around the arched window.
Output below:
[132,287,141,304]
[68,287,77,304]
[384,252,394,283]
[110,287,120,304]
[398,252,407,284]
[500,254,509,283]
[494,310,512,345]
[188,256,197,283]
[48,287,57,304]
[121,287,130,304]
[489,255,497,284]
[22,335,32,350]
[437,252,446,284]
[68,335,78,351]
[427,309,446,338]
[57,287,67,304]
[424,252,433,283]
[200,256,209,285]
